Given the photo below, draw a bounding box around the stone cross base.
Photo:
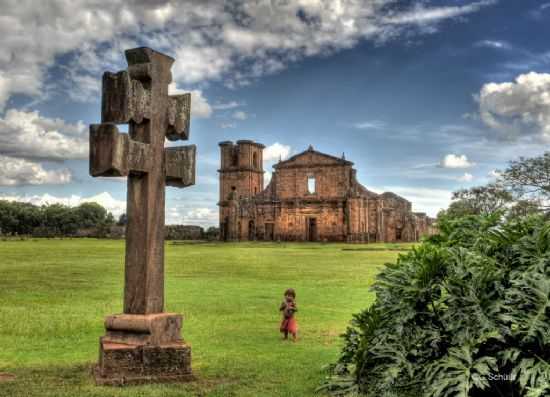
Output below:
[94,313,193,386]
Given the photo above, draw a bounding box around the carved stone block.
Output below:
[103,313,184,345]
[166,94,191,141]
[165,145,196,187]
[101,70,151,124]
[89,124,129,177]
[95,341,192,386]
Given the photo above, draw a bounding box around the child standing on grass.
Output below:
[279,288,298,341]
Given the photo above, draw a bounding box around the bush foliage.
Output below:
[321,214,550,396]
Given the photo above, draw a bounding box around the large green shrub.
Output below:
[321,214,550,397]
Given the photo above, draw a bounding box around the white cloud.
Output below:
[439,154,475,169]
[0,155,71,186]
[263,142,291,162]
[232,110,248,120]
[474,39,511,50]
[382,1,495,25]
[219,122,236,129]
[212,101,241,110]
[529,2,550,19]
[264,170,273,188]
[457,172,474,182]
[488,169,501,179]
[0,192,126,216]
[0,108,87,160]
[166,205,218,226]
[371,186,452,217]
[183,207,218,225]
[352,120,386,130]
[0,0,495,107]
[477,72,550,140]
[168,83,212,118]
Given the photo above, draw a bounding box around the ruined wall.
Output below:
[274,165,352,200]
[218,141,436,243]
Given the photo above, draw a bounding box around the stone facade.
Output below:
[218,141,436,242]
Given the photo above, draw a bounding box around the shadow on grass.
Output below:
[341,247,412,252]
[0,364,241,397]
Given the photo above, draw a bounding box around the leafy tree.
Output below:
[204,226,220,240]
[321,214,550,397]
[117,213,127,226]
[501,152,550,206]
[74,202,107,228]
[42,204,79,235]
[445,184,513,218]
[105,212,115,226]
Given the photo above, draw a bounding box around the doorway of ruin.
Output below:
[221,217,229,241]
[248,220,255,240]
[265,223,274,240]
[307,217,317,242]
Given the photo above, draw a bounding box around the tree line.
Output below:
[0,200,220,239]
[0,201,120,236]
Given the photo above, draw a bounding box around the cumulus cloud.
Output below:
[439,154,475,169]
[0,0,495,107]
[263,142,292,162]
[0,155,71,186]
[165,205,218,226]
[183,207,218,225]
[477,72,550,140]
[0,191,126,216]
[0,109,87,160]
[488,169,501,179]
[457,172,474,182]
[232,110,248,120]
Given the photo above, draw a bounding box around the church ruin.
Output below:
[218,140,436,242]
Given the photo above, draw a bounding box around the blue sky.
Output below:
[1,0,550,226]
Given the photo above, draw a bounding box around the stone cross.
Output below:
[89,47,195,315]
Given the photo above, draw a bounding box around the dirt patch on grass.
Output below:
[0,373,16,382]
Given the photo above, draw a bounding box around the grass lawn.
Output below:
[0,239,410,396]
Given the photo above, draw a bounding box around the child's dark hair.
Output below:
[284,288,296,298]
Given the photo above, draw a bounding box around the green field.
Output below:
[0,239,410,396]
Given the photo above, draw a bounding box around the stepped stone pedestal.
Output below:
[94,313,192,386]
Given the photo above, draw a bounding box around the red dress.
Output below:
[280,301,298,334]
[280,316,298,334]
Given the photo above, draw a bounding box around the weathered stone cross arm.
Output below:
[89,123,195,187]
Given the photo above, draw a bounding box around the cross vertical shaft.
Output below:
[125,119,166,314]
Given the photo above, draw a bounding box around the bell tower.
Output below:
[218,140,265,202]
[218,140,264,241]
